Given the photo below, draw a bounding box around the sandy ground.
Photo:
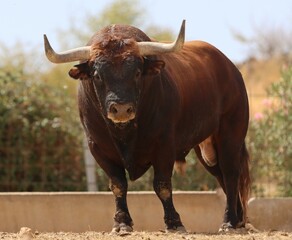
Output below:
[1,228,291,240]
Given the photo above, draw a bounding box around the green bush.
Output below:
[0,69,86,191]
[247,66,292,197]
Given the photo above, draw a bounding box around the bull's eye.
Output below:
[93,70,99,78]
[93,70,103,85]
[135,69,141,80]
[134,69,142,87]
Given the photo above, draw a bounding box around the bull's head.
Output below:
[44,20,185,127]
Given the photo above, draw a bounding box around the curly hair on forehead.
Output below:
[90,36,141,63]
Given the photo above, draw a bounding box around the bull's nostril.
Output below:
[127,106,134,114]
[110,104,118,114]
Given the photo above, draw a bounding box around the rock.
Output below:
[18,227,35,240]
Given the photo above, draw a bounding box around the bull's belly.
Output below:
[175,135,217,171]
[176,119,218,167]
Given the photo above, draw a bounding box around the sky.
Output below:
[1,0,292,63]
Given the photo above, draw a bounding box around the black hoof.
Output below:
[111,222,133,234]
[166,225,187,233]
[219,222,255,234]
[218,222,235,233]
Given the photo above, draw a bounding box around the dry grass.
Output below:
[238,57,286,116]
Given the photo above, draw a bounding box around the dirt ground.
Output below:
[1,228,292,240]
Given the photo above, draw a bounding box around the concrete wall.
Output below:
[0,191,225,233]
[248,198,292,232]
[0,192,291,233]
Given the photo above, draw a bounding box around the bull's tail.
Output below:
[239,141,251,224]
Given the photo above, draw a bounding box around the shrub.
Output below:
[0,69,86,191]
[247,66,292,196]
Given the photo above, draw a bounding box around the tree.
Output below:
[232,24,292,61]
[0,43,43,78]
[57,0,174,48]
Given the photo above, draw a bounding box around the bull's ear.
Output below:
[143,59,165,76]
[68,62,90,80]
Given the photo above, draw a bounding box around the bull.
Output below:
[44,20,250,233]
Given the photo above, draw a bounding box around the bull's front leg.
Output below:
[152,151,186,232]
[109,173,133,233]
[88,141,133,233]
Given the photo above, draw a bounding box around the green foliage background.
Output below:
[0,69,85,191]
[247,67,292,196]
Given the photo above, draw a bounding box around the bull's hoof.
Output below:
[166,225,187,233]
[218,222,235,233]
[111,222,133,235]
[219,222,254,234]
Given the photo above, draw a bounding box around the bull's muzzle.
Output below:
[107,102,136,123]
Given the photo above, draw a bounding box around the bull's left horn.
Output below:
[137,20,185,56]
[44,35,91,63]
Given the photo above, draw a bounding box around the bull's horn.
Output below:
[44,35,91,63]
[137,20,185,56]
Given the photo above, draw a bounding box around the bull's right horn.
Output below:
[137,20,185,56]
[44,35,91,64]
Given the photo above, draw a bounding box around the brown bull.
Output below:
[44,20,250,232]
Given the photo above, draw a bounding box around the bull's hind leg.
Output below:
[194,132,249,231]
[217,145,241,229]
[215,116,249,231]
[193,145,225,190]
